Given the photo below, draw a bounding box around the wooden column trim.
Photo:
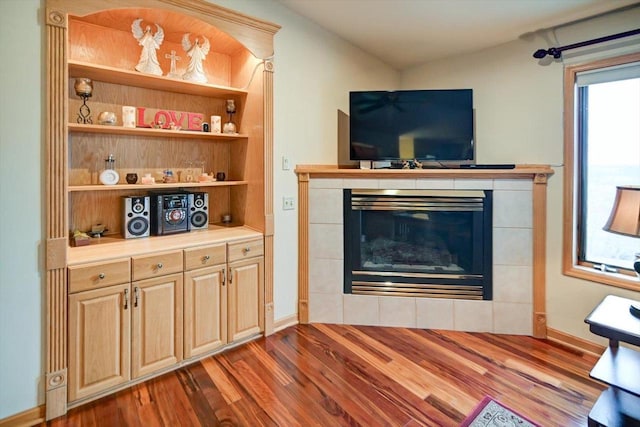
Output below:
[45,13,69,420]
[263,61,274,336]
[532,173,549,338]
[297,173,310,323]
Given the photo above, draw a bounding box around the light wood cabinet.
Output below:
[46,0,277,417]
[228,255,264,343]
[184,265,227,358]
[68,283,131,402]
[131,273,183,379]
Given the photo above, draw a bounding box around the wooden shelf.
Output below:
[68,181,248,192]
[68,123,248,140]
[69,60,248,98]
[590,346,640,396]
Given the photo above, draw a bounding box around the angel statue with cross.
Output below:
[131,18,164,76]
[182,34,210,83]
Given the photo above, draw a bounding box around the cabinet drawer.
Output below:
[68,258,131,294]
[132,250,183,281]
[228,238,264,262]
[184,243,226,271]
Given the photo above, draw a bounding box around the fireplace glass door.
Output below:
[343,189,493,300]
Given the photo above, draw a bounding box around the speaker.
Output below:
[122,196,150,239]
[188,192,209,230]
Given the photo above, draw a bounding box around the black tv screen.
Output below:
[349,89,474,163]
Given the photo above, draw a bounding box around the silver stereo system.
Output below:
[188,192,209,230]
[122,196,150,239]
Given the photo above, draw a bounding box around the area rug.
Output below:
[461,396,539,427]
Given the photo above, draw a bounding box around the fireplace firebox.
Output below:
[343,189,493,300]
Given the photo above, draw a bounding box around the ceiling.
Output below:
[276,0,639,69]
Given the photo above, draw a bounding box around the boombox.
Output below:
[122,196,150,239]
[188,192,209,230]
[149,192,190,235]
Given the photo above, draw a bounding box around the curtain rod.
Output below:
[533,28,640,59]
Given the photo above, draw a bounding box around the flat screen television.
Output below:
[349,89,474,164]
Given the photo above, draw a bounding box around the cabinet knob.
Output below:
[243,247,251,254]
[98,273,105,280]
[157,263,163,269]
[203,255,210,262]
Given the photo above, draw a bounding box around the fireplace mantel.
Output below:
[295,164,554,180]
[295,164,554,338]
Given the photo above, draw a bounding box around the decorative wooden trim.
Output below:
[262,59,274,336]
[547,327,605,356]
[294,164,554,180]
[0,405,45,427]
[48,0,280,59]
[532,175,548,338]
[46,238,67,270]
[297,175,310,324]
[273,314,299,332]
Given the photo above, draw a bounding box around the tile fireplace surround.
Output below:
[296,165,554,338]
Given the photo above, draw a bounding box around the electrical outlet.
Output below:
[282,156,291,170]
[283,196,295,210]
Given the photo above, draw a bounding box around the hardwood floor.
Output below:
[46,324,604,426]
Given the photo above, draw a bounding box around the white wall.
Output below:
[0,0,44,418]
[0,0,397,419]
[209,0,399,320]
[401,6,640,344]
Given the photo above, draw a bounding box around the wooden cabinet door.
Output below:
[131,273,183,379]
[68,283,131,402]
[184,265,227,359]
[228,256,264,343]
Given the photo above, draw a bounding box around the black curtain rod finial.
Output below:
[532,28,640,60]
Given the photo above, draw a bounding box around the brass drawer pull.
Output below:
[98,273,105,280]
[203,255,210,262]
[243,247,251,254]
[156,263,163,269]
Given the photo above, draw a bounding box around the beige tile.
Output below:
[453,300,493,332]
[309,223,343,260]
[309,258,343,294]
[493,190,532,228]
[381,179,417,190]
[309,178,344,189]
[454,179,493,190]
[493,265,532,303]
[309,292,343,324]
[493,228,532,266]
[416,298,454,329]
[416,179,455,189]
[343,179,379,189]
[494,179,532,191]
[379,297,416,327]
[343,294,379,325]
[309,189,343,224]
[493,302,532,335]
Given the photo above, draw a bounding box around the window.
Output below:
[563,53,640,289]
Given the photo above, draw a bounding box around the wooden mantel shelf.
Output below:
[295,164,554,180]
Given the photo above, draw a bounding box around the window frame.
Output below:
[563,52,640,291]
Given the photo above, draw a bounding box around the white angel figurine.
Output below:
[131,18,164,76]
[182,34,210,83]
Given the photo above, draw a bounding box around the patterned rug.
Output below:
[461,396,539,427]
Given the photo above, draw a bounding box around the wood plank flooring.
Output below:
[46,324,604,426]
